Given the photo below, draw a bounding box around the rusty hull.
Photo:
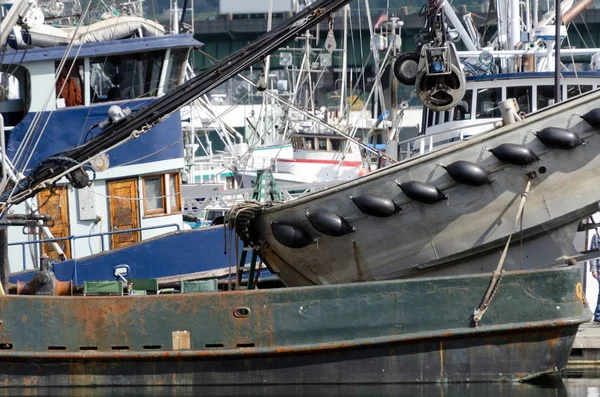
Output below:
[0,266,590,386]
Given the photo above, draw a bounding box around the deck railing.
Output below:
[10,224,181,271]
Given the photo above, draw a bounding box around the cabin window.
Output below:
[292,136,314,150]
[143,173,182,217]
[506,86,532,114]
[168,172,182,213]
[330,139,343,152]
[0,65,29,127]
[164,49,189,92]
[317,138,327,151]
[475,88,501,119]
[537,85,562,110]
[90,51,165,103]
[454,90,472,121]
[567,85,592,99]
[426,109,435,127]
[55,61,84,108]
[143,175,166,216]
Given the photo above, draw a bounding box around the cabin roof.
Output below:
[2,34,202,64]
[291,132,352,139]
[466,71,600,82]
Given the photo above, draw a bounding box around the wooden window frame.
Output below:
[168,172,182,214]
[142,174,167,218]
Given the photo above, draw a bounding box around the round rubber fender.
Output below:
[393,52,420,86]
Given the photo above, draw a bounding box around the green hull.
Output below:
[0,266,589,386]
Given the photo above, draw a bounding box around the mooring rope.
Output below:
[472,179,532,327]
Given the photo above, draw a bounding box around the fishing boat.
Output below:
[0,265,589,386]
[0,0,265,285]
[228,0,600,287]
[0,0,589,387]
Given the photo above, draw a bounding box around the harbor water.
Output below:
[0,369,598,397]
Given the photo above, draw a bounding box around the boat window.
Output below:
[91,51,165,103]
[143,175,167,217]
[453,89,472,121]
[426,109,435,127]
[475,87,501,119]
[317,138,327,151]
[292,136,314,150]
[164,49,189,92]
[537,85,562,110]
[0,65,29,127]
[55,61,83,108]
[205,209,226,222]
[330,139,343,152]
[168,172,182,213]
[506,86,532,114]
[567,85,593,99]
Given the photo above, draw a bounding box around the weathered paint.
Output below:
[245,89,600,287]
[0,266,590,386]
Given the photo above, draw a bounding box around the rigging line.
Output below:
[9,0,358,207]
[357,0,366,104]
[343,44,392,149]
[5,125,136,206]
[194,49,290,145]
[565,33,581,95]
[363,0,388,118]
[199,46,391,161]
[13,23,89,177]
[570,19,590,50]
[12,13,96,170]
[113,138,184,168]
[90,189,181,201]
[580,9,597,48]
[305,47,336,135]
[337,48,374,126]
[11,0,95,174]
[192,51,290,157]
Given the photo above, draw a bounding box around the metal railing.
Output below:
[10,224,181,271]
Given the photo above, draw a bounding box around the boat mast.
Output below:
[339,5,348,119]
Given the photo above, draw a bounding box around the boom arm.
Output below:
[4,0,354,206]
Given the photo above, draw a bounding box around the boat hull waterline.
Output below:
[242,89,600,286]
[0,267,589,386]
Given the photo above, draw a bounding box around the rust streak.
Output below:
[439,341,444,379]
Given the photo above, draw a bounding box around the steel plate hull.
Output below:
[0,266,589,386]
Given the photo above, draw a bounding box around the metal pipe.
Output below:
[339,5,349,117]
[0,0,33,46]
[264,0,274,78]
[555,1,561,103]
[563,0,594,24]
[457,48,599,57]
[0,115,6,191]
[198,50,393,161]
[442,1,478,51]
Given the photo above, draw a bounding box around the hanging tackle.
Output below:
[393,0,466,111]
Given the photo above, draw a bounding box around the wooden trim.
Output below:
[142,174,167,218]
[169,172,182,214]
[37,187,71,260]
[107,178,141,249]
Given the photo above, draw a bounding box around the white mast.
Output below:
[339,5,349,120]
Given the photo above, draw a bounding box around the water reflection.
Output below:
[0,369,599,397]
